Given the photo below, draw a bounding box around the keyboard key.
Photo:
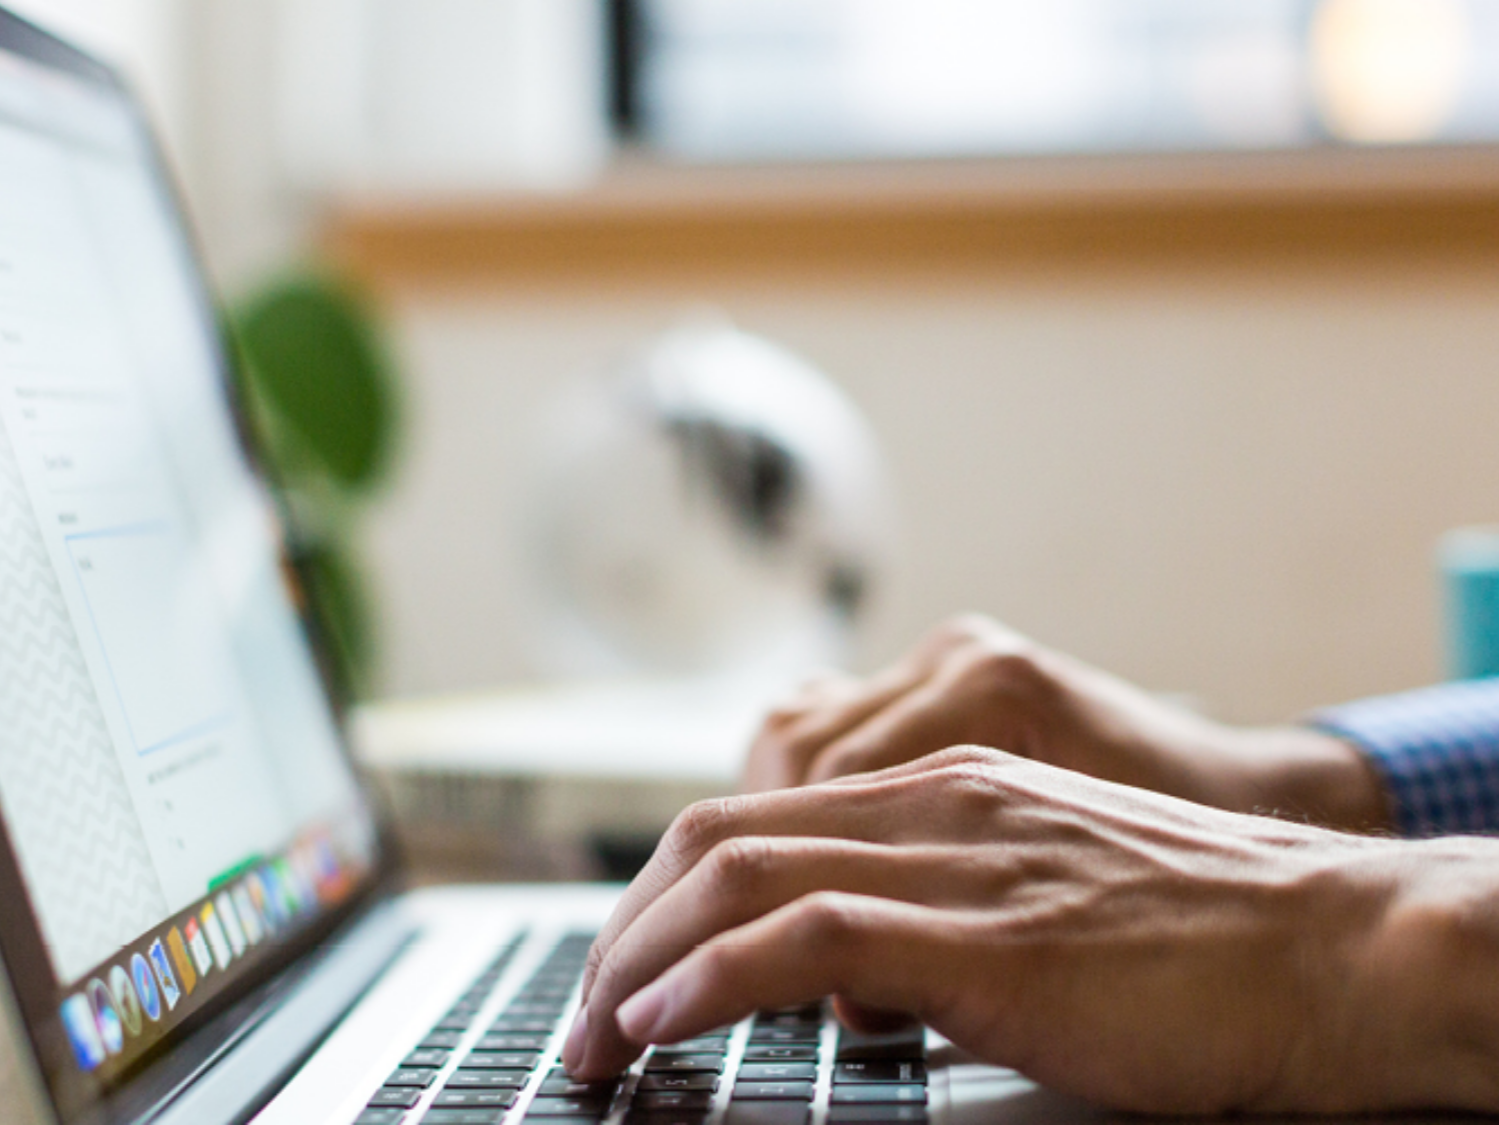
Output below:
[731,1082,815,1102]
[833,1062,926,1085]
[747,1028,819,1044]
[368,1086,423,1108]
[540,1074,620,1098]
[355,1110,407,1125]
[405,1048,452,1069]
[724,1103,810,1125]
[461,1054,545,1066]
[477,1034,551,1051]
[446,1070,532,1089]
[645,1054,724,1073]
[386,1068,440,1088]
[742,1046,817,1063]
[435,1015,476,1032]
[738,1063,817,1082]
[424,1031,467,1049]
[829,1085,926,1105]
[421,1111,507,1125]
[462,1051,541,1070]
[436,1089,519,1108]
[525,1097,612,1117]
[650,1037,729,1056]
[637,1073,719,1092]
[631,1090,714,1111]
[827,1107,927,1124]
[505,1002,568,1016]
[490,1018,557,1032]
[835,1031,924,1062]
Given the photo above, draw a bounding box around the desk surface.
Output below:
[352,675,784,784]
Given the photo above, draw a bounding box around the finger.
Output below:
[610,894,970,1055]
[801,669,988,786]
[742,661,934,792]
[574,838,1013,1076]
[742,620,996,793]
[579,775,950,1005]
[753,619,1046,792]
[796,668,862,698]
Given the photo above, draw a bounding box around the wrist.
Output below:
[1353,840,1499,1110]
[1217,725,1393,833]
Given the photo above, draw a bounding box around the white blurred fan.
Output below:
[523,324,892,680]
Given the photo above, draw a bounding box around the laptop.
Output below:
[0,10,1140,1125]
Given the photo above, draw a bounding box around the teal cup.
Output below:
[1440,527,1499,680]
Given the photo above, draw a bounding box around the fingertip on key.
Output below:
[562,1004,588,1073]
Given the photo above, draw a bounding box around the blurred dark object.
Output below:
[226,273,401,699]
[589,831,662,881]
[609,0,643,137]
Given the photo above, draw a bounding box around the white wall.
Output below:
[140,1,1499,726]
[364,261,1499,724]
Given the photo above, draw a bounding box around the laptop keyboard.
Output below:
[353,933,928,1125]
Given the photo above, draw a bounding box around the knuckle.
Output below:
[584,938,607,983]
[923,745,1003,771]
[588,943,625,1001]
[965,645,1044,690]
[707,836,778,893]
[667,796,745,858]
[760,702,807,732]
[931,613,994,647]
[921,759,1015,823]
[933,760,1001,791]
[693,939,736,990]
[795,891,865,950]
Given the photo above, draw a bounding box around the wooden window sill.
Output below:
[321,148,1499,288]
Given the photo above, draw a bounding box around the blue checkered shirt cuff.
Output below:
[1310,678,1499,837]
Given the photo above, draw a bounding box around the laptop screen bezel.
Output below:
[0,8,404,1123]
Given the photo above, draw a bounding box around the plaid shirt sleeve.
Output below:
[1310,678,1499,837]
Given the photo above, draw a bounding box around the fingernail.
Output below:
[562,1005,588,1072]
[616,984,668,1044]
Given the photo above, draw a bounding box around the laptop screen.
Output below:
[0,12,386,1119]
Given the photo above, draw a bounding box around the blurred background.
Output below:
[19,0,1499,873]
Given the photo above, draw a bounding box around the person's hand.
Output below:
[564,748,1499,1114]
[743,614,1391,833]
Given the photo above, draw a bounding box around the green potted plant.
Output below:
[225,273,400,700]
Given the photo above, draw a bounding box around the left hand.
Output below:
[740,615,1389,834]
[561,748,1467,1115]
